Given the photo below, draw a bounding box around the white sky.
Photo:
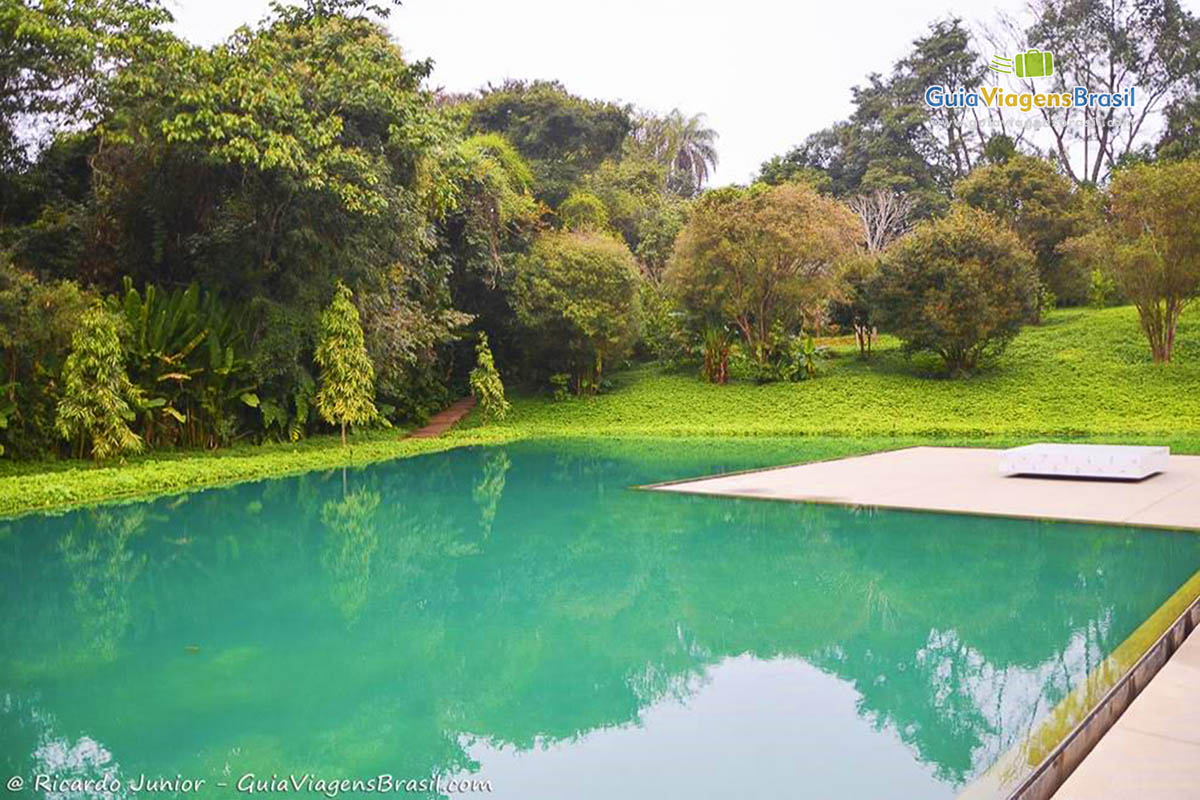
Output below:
[166,0,1200,186]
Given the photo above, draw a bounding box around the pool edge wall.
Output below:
[1010,591,1199,800]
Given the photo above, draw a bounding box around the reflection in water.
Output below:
[60,508,147,663]
[473,451,510,539]
[458,655,955,800]
[2,438,1200,799]
[321,489,381,623]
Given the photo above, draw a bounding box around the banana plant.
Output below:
[108,278,257,448]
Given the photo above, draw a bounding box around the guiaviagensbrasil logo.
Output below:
[925,49,1135,112]
[989,50,1054,79]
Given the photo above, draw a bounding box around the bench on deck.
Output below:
[998,443,1170,480]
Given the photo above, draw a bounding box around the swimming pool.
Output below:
[3,439,1199,799]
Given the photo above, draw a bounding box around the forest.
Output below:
[2,0,1199,462]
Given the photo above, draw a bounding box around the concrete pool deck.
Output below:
[648,446,1200,531]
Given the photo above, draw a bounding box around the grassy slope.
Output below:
[453,306,1200,441]
[3,306,1198,516]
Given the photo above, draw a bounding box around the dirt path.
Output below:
[406,396,475,439]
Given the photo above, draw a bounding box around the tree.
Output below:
[55,306,143,459]
[469,333,510,422]
[847,190,915,254]
[466,80,630,206]
[872,206,1037,373]
[0,0,171,172]
[997,0,1200,184]
[954,155,1092,306]
[757,18,1012,219]
[1070,161,1200,363]
[628,109,720,196]
[315,282,378,444]
[511,231,641,393]
[666,183,860,365]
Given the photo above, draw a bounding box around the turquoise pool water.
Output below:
[3,439,1200,799]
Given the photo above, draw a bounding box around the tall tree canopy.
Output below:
[954,155,1095,305]
[1002,0,1200,184]
[628,109,720,197]
[466,80,630,207]
[757,18,1003,218]
[0,0,172,172]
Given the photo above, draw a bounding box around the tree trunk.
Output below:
[340,421,346,446]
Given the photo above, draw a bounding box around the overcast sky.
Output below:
[167,0,1199,186]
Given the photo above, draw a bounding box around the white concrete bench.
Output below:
[999,443,1169,480]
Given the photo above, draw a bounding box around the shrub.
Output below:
[1088,268,1120,309]
[511,230,642,394]
[469,333,510,422]
[55,306,144,460]
[872,206,1037,374]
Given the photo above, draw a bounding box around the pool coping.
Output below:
[639,446,1200,533]
[1008,588,1200,799]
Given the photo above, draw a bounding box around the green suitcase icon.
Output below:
[1015,49,1054,79]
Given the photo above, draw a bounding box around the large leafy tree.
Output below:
[667,183,860,365]
[511,231,642,393]
[872,206,1038,373]
[466,80,630,206]
[0,0,171,172]
[315,282,378,444]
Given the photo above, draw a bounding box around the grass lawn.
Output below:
[2,305,1198,517]
[452,306,1200,441]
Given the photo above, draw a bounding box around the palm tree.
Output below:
[630,109,719,196]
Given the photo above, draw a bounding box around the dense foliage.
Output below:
[0,0,711,460]
[511,231,642,393]
[872,207,1038,372]
[667,183,859,368]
